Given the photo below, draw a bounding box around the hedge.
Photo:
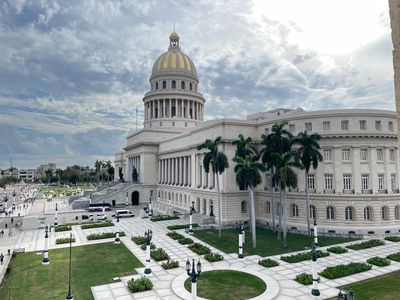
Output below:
[161,260,179,269]
[132,236,145,245]
[387,252,400,262]
[140,243,156,250]
[319,262,372,279]
[150,248,170,261]
[87,232,125,240]
[385,236,400,242]
[367,256,391,267]
[56,237,76,244]
[258,258,279,268]
[150,215,180,222]
[166,231,185,240]
[327,246,348,254]
[346,239,385,250]
[167,224,199,230]
[54,225,71,232]
[178,238,193,245]
[81,221,114,229]
[204,252,224,262]
[188,243,211,255]
[295,273,315,285]
[281,250,330,263]
[127,276,153,293]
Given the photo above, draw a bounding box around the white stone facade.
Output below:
[114,33,400,235]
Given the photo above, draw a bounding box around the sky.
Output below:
[0,0,394,169]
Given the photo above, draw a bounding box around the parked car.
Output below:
[112,210,134,218]
[96,213,107,221]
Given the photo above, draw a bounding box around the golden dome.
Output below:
[170,31,179,38]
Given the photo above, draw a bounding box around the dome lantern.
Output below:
[169,31,180,49]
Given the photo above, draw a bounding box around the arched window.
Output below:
[381,206,389,220]
[291,204,299,217]
[162,81,167,89]
[172,80,176,89]
[309,205,316,219]
[395,205,400,220]
[156,82,159,90]
[189,82,193,90]
[266,201,271,214]
[326,206,335,220]
[241,201,247,213]
[345,206,354,220]
[181,81,185,89]
[364,207,372,221]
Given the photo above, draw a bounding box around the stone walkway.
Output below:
[2,214,400,299]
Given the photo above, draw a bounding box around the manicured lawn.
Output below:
[337,270,400,300]
[184,270,266,300]
[193,228,357,257]
[0,242,143,300]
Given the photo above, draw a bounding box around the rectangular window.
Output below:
[305,122,312,132]
[391,174,397,190]
[375,120,381,131]
[289,124,295,133]
[360,120,367,130]
[307,174,315,190]
[343,174,352,190]
[376,148,383,161]
[378,174,384,190]
[361,174,369,190]
[265,128,269,135]
[342,148,350,161]
[341,120,349,130]
[389,121,394,132]
[324,174,333,190]
[323,148,332,161]
[360,148,368,161]
[390,149,395,161]
[323,121,330,131]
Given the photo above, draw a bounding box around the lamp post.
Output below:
[313,218,319,247]
[148,198,153,216]
[125,191,128,207]
[144,229,152,274]
[42,225,50,265]
[54,203,58,226]
[115,232,120,244]
[65,233,73,300]
[188,202,194,234]
[186,258,202,300]
[311,244,320,296]
[102,201,106,222]
[338,289,355,300]
[236,222,244,259]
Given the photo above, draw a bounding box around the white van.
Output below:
[115,210,134,218]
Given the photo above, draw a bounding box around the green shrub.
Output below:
[81,221,114,229]
[295,273,316,285]
[150,248,170,261]
[56,237,76,244]
[132,236,146,245]
[161,260,179,269]
[167,224,199,230]
[150,215,180,222]
[127,276,153,293]
[87,232,125,240]
[166,231,185,240]
[54,225,71,232]
[346,239,385,250]
[319,262,372,279]
[387,252,400,262]
[258,258,279,268]
[367,256,391,267]
[178,238,193,245]
[385,236,400,242]
[204,252,224,262]
[140,243,156,250]
[327,246,348,254]
[281,250,330,263]
[188,243,211,255]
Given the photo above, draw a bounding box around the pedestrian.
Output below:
[18,213,20,217]
[0,253,4,265]
[5,223,7,229]
[11,217,13,224]
[0,230,3,237]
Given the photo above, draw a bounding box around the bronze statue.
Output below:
[132,167,138,182]
[119,167,124,182]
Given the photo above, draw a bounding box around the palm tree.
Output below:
[233,155,266,248]
[261,122,293,232]
[292,131,323,236]
[197,136,229,238]
[232,134,257,158]
[272,152,302,247]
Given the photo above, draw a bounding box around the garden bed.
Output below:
[280,250,330,263]
[188,243,211,255]
[127,276,153,293]
[87,232,125,240]
[54,225,71,232]
[327,246,348,254]
[385,236,400,242]
[166,231,185,240]
[367,256,391,267]
[150,248,170,261]
[258,258,279,268]
[204,252,224,262]
[150,215,180,222]
[81,221,114,229]
[167,224,199,230]
[319,262,372,279]
[346,239,384,250]
[55,237,76,244]
[161,260,179,269]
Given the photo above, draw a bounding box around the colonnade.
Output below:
[159,156,191,186]
[195,153,215,190]
[127,155,141,183]
[144,99,203,121]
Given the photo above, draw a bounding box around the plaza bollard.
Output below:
[186,258,201,300]
[313,218,319,247]
[188,203,194,234]
[125,191,128,207]
[42,225,50,265]
[311,244,320,296]
[236,222,244,259]
[54,203,58,226]
[144,229,152,274]
[338,289,355,300]
[114,232,120,244]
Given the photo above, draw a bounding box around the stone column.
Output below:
[184,156,188,186]
[370,146,378,194]
[333,146,343,193]
[169,99,172,118]
[157,100,160,119]
[158,160,161,183]
[385,148,391,191]
[352,146,361,194]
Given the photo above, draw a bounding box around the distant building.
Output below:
[36,163,56,178]
[18,169,35,182]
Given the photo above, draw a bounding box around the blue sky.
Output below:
[0,0,394,169]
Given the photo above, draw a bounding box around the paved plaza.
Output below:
[1,205,400,300]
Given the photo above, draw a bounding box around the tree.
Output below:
[106,160,114,181]
[261,122,293,232]
[232,134,257,159]
[272,152,302,247]
[197,136,229,238]
[292,131,323,235]
[233,154,266,248]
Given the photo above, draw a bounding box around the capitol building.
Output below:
[111,32,400,235]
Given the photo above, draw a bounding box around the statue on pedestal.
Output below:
[132,167,139,182]
[118,167,124,182]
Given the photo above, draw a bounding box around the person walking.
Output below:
[11,217,13,224]
[5,223,7,229]
[0,230,3,237]
[0,253,4,265]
